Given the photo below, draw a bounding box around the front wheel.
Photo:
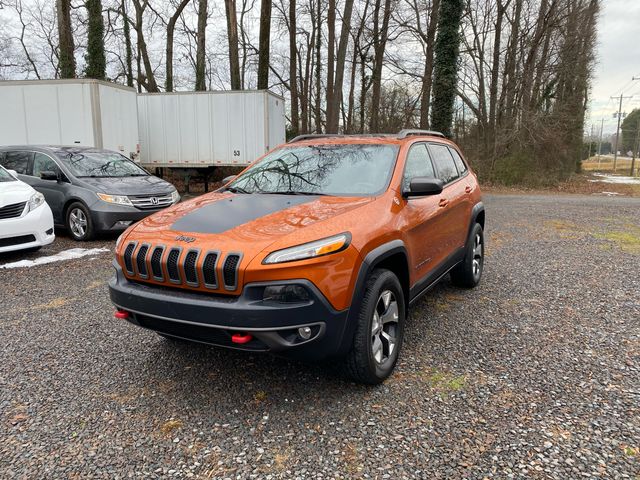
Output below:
[344,269,406,385]
[450,223,484,288]
[66,202,95,241]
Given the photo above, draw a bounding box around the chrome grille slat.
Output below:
[128,194,173,210]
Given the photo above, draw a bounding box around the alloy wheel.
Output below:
[472,233,483,280]
[371,290,399,365]
[69,208,87,238]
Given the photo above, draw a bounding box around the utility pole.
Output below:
[597,118,604,167]
[631,121,640,177]
[611,94,633,171]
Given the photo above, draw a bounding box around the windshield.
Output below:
[229,144,399,196]
[55,150,148,178]
[0,166,16,182]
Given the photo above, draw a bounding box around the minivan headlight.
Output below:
[97,192,133,206]
[170,189,180,204]
[263,233,351,264]
[27,192,45,212]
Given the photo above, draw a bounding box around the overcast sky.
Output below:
[589,0,640,135]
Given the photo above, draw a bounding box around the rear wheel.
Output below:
[344,269,406,384]
[450,223,484,288]
[66,202,95,241]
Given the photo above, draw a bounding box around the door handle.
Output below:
[438,198,449,208]
[465,185,472,194]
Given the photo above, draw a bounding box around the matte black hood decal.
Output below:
[170,194,318,234]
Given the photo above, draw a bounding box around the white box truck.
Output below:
[0,79,139,157]
[137,90,286,168]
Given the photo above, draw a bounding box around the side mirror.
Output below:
[7,169,18,179]
[40,171,59,181]
[222,175,237,184]
[404,177,444,197]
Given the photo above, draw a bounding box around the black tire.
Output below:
[450,223,484,288]
[65,202,95,241]
[344,269,406,385]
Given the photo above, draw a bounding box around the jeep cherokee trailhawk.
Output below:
[109,130,485,384]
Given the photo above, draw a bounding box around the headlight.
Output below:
[96,192,133,206]
[263,233,351,264]
[27,192,45,212]
[170,189,180,204]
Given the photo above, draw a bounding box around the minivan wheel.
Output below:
[344,269,406,385]
[450,223,484,288]
[66,202,95,241]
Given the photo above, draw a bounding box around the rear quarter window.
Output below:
[1,151,32,175]
[449,148,468,175]
[427,144,459,184]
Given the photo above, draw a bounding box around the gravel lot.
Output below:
[1,193,639,479]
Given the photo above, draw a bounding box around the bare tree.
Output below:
[195,0,208,90]
[56,0,75,78]
[166,0,191,91]
[257,0,272,89]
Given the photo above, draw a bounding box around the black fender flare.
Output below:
[335,239,410,357]
[466,202,485,241]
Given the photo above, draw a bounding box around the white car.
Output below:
[0,166,55,253]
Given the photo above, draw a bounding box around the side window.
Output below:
[33,153,61,177]
[449,147,468,175]
[427,144,459,184]
[402,143,435,191]
[2,151,33,175]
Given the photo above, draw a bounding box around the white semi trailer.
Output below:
[136,90,286,168]
[0,79,139,158]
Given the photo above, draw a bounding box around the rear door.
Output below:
[0,151,32,179]
[426,143,468,255]
[31,152,68,223]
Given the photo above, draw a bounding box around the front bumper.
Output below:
[108,262,349,360]
[90,203,170,233]
[0,203,55,253]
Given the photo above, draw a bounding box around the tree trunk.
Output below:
[430,0,464,137]
[121,0,134,87]
[132,0,158,92]
[166,0,191,92]
[314,0,322,132]
[289,0,299,136]
[326,0,354,133]
[325,0,336,130]
[419,0,440,128]
[85,0,106,79]
[369,0,392,132]
[257,0,272,89]
[56,0,76,78]
[225,0,241,90]
[195,0,208,91]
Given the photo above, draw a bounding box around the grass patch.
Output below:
[423,369,466,396]
[160,419,183,435]
[595,226,640,253]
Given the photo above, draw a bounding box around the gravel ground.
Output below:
[1,193,639,479]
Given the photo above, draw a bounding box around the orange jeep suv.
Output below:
[109,130,485,384]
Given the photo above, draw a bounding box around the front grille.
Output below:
[136,244,149,278]
[123,242,136,274]
[150,247,164,280]
[166,248,181,282]
[202,252,218,287]
[128,193,173,210]
[0,201,26,220]
[223,254,241,289]
[0,234,35,247]
[121,242,242,293]
[183,250,199,285]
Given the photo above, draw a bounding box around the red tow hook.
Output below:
[114,309,130,320]
[231,332,253,344]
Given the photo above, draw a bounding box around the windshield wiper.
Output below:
[224,186,250,194]
[263,191,327,196]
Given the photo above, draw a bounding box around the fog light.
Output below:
[263,284,310,303]
[298,326,312,340]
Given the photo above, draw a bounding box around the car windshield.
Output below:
[228,144,399,196]
[0,166,16,182]
[55,150,148,178]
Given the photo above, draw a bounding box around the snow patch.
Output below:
[0,247,110,269]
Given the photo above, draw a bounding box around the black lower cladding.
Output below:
[109,262,349,360]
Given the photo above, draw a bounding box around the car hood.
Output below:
[125,192,375,258]
[77,175,175,195]
[0,179,34,206]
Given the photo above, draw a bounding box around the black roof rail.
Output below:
[397,129,446,139]
[288,134,345,143]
